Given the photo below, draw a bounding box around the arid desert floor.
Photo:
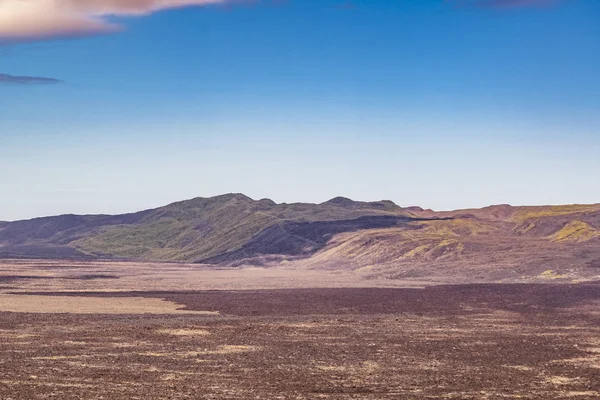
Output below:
[0,259,599,399]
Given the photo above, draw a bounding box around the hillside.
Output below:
[0,194,414,262]
[290,203,600,282]
[0,195,599,282]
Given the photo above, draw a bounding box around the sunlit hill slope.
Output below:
[0,195,599,282]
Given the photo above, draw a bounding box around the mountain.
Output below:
[0,194,414,262]
[1,195,599,282]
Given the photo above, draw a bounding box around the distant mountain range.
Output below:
[1,194,599,282]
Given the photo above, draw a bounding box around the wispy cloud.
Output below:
[0,0,239,43]
[0,73,62,84]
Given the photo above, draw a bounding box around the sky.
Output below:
[0,0,599,220]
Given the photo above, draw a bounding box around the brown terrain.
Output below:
[1,196,599,398]
[0,258,599,399]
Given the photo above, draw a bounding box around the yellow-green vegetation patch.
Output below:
[510,205,600,223]
[539,270,569,280]
[401,239,463,260]
[424,218,496,236]
[402,244,432,258]
[549,221,600,243]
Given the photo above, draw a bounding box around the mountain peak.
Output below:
[323,197,357,207]
[212,193,254,202]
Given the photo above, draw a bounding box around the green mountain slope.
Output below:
[0,194,412,262]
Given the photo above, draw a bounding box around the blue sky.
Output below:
[0,0,599,220]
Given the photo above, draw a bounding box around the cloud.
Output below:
[0,0,232,42]
[0,72,62,84]
[1,0,563,44]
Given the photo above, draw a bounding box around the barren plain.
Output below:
[1,259,599,399]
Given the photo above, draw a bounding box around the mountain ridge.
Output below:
[0,194,417,262]
[1,194,599,282]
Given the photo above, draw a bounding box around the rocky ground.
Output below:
[0,271,599,399]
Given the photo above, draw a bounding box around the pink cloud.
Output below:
[0,0,234,42]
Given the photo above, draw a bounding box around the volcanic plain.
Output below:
[1,258,599,399]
